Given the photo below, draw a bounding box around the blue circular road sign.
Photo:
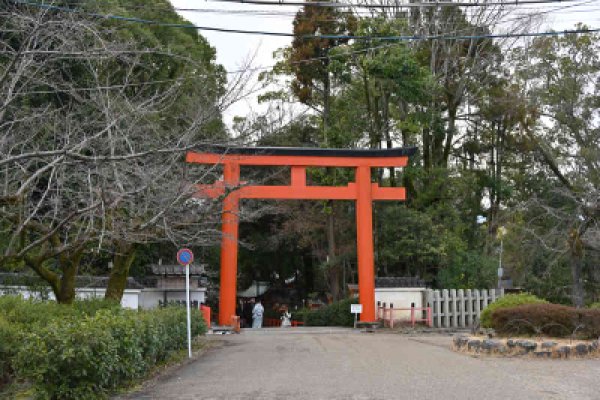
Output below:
[177,248,194,266]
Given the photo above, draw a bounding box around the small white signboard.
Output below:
[351,304,363,329]
[351,304,363,314]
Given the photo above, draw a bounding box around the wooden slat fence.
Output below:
[424,289,504,328]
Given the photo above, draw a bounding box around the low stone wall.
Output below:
[453,334,600,359]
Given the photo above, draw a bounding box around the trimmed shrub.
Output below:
[490,303,600,339]
[15,316,121,399]
[588,302,600,310]
[579,308,600,339]
[480,293,548,328]
[0,315,19,385]
[0,296,207,399]
[302,298,359,327]
[0,296,119,330]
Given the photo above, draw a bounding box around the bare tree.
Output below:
[0,3,253,302]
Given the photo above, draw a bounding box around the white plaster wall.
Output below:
[0,286,141,309]
[140,290,164,309]
[375,288,426,321]
[139,289,206,309]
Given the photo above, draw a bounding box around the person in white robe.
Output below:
[252,299,264,328]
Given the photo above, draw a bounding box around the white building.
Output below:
[0,269,207,310]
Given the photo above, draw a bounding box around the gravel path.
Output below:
[124,328,600,400]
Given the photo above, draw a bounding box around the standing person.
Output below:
[252,299,264,328]
[280,307,292,328]
[243,298,255,328]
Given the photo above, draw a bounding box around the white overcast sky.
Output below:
[169,0,600,126]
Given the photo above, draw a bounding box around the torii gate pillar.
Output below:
[355,165,376,322]
[219,162,240,327]
[186,146,416,326]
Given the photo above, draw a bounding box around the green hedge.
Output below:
[480,293,548,328]
[300,298,359,327]
[0,315,19,385]
[0,296,206,399]
[490,303,600,339]
[0,296,120,328]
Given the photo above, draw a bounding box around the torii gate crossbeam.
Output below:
[186,146,416,326]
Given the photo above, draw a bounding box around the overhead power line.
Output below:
[54,0,600,15]
[202,0,584,8]
[14,1,600,41]
[60,0,600,19]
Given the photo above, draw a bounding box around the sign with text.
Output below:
[351,304,363,314]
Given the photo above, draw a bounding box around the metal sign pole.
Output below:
[176,249,194,359]
[186,263,192,358]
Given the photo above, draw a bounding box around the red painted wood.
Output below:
[356,165,376,322]
[291,166,307,187]
[219,162,240,326]
[187,151,413,327]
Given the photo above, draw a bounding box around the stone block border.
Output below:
[453,334,600,359]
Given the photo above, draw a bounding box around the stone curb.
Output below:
[453,334,600,359]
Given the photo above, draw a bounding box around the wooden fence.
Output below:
[424,289,504,328]
[377,303,432,328]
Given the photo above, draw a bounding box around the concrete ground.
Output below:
[125,327,600,400]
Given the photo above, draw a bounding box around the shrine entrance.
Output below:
[186,146,416,326]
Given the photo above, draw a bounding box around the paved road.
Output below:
[126,328,600,400]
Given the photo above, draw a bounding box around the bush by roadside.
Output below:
[0,315,18,386]
[0,296,206,399]
[299,298,359,327]
[490,303,600,339]
[480,293,548,328]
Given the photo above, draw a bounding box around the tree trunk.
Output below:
[321,61,341,301]
[323,61,331,146]
[105,241,136,302]
[56,266,77,304]
[569,229,585,308]
[423,124,431,171]
[326,205,341,301]
[443,105,457,166]
[361,66,377,147]
[23,242,84,304]
[383,92,396,187]
[55,249,84,304]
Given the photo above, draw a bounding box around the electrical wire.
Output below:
[15,0,596,45]
[52,0,600,18]
[201,0,586,9]
[40,0,600,49]
[13,0,600,40]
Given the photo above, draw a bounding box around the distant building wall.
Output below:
[375,288,425,320]
[0,286,141,309]
[0,286,206,310]
[139,288,206,309]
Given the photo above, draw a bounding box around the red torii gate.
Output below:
[186,146,416,326]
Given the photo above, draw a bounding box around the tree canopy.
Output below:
[1,1,598,309]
